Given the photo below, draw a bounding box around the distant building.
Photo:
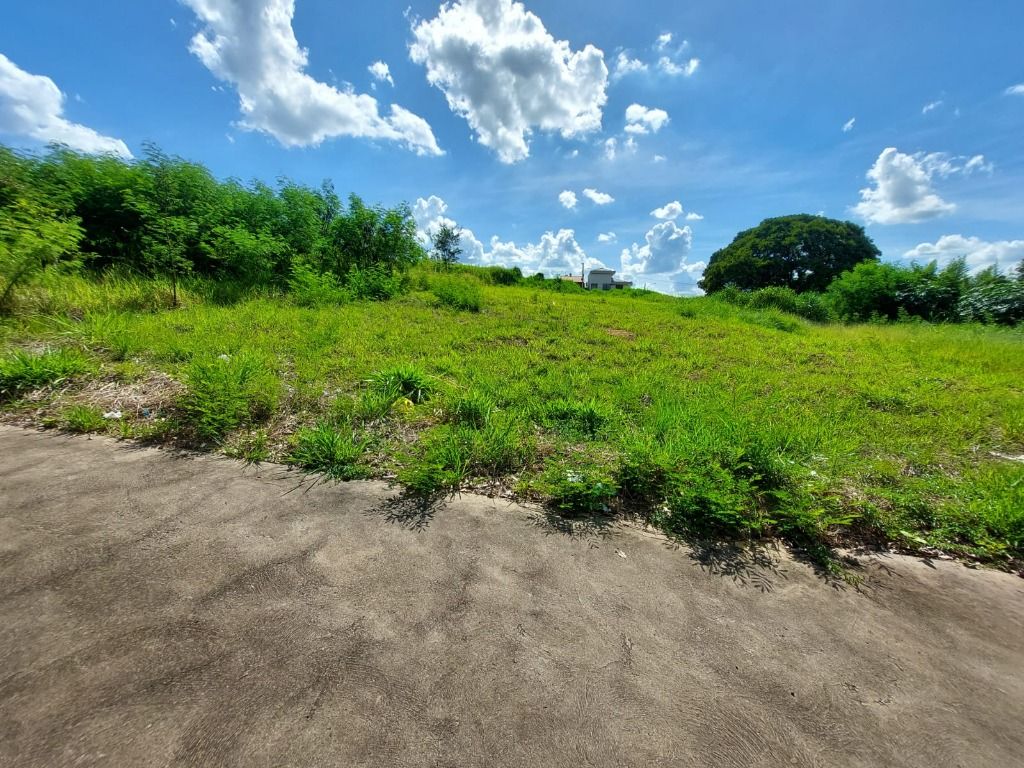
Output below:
[586,268,632,290]
[559,273,585,287]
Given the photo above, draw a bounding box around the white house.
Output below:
[585,268,632,290]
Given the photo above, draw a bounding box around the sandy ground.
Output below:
[1,425,1022,768]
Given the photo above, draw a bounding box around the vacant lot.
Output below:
[2,272,1023,566]
[1,426,1022,767]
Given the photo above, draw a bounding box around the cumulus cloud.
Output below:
[0,53,131,157]
[181,0,441,155]
[413,195,598,275]
[582,188,614,205]
[650,200,683,220]
[853,147,969,224]
[922,100,943,115]
[658,56,699,77]
[685,212,704,221]
[597,232,616,243]
[604,138,617,160]
[559,190,578,209]
[624,103,669,134]
[409,0,608,163]
[1006,84,1024,96]
[653,153,666,162]
[368,61,394,87]
[612,52,647,80]
[842,117,856,132]
[904,235,1024,274]
[620,220,702,281]
[656,33,673,50]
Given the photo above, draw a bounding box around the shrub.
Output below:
[346,265,405,301]
[957,276,1024,325]
[289,422,368,480]
[179,353,280,441]
[368,365,433,404]
[746,285,800,313]
[482,266,522,285]
[62,404,106,433]
[432,275,483,312]
[288,261,348,307]
[0,348,92,399]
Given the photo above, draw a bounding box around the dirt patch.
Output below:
[603,327,636,340]
[1,424,1022,768]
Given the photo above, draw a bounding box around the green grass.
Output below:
[0,347,93,399]
[288,422,368,480]
[61,404,107,433]
[3,270,1023,566]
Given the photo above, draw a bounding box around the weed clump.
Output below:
[542,398,610,439]
[179,353,279,442]
[62,404,107,433]
[369,365,433,405]
[0,348,93,399]
[289,422,368,480]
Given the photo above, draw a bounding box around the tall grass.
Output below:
[3,273,1023,563]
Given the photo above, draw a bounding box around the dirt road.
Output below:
[1,425,1022,767]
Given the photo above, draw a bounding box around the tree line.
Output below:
[0,143,431,311]
[701,215,1024,325]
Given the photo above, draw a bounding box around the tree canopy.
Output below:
[699,214,880,293]
[0,143,425,307]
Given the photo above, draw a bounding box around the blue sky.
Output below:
[2,0,1022,292]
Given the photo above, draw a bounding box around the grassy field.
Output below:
[2,268,1022,571]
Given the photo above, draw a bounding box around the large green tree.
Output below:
[699,214,880,293]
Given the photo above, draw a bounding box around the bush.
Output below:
[179,353,279,441]
[482,266,522,285]
[432,275,483,312]
[0,348,92,399]
[957,276,1024,325]
[346,265,406,301]
[289,422,368,480]
[288,261,348,307]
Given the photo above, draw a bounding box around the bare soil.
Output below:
[1,425,1022,767]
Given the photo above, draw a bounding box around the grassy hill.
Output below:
[2,267,1022,572]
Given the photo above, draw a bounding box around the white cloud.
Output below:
[368,61,394,87]
[656,33,673,50]
[612,52,647,80]
[904,235,1024,274]
[414,195,598,275]
[653,154,666,163]
[582,188,614,205]
[650,200,683,220]
[1006,84,1024,96]
[624,103,669,134]
[603,137,617,160]
[685,212,704,221]
[620,220,703,282]
[597,232,616,243]
[558,190,578,209]
[181,0,440,155]
[409,0,608,163]
[842,117,856,132]
[0,53,131,157]
[853,147,958,224]
[658,56,699,77]
[922,100,943,115]
[568,148,579,158]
